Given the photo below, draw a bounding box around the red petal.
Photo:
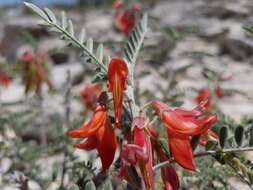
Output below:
[162,110,217,136]
[152,100,171,114]
[67,105,107,138]
[168,131,196,171]
[0,72,11,87]
[117,10,136,35]
[156,146,180,190]
[140,142,154,190]
[96,117,118,171]
[161,166,180,190]
[74,137,97,150]
[194,89,212,111]
[108,59,128,128]
[80,84,102,109]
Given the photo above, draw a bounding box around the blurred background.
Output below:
[0,0,253,190]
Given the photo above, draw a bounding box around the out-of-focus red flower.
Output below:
[152,100,217,171]
[113,1,143,36]
[116,10,137,36]
[21,49,52,94]
[120,117,154,190]
[113,0,123,9]
[22,51,33,63]
[194,89,212,112]
[0,71,11,88]
[114,1,143,36]
[215,87,223,99]
[68,93,117,171]
[80,84,102,109]
[199,129,218,146]
[107,58,128,128]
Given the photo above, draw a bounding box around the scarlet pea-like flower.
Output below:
[116,10,137,36]
[120,117,154,190]
[152,100,217,171]
[107,58,128,128]
[113,0,123,9]
[199,129,218,146]
[80,84,102,109]
[194,89,212,112]
[21,50,52,94]
[215,86,224,99]
[68,93,117,171]
[0,71,11,88]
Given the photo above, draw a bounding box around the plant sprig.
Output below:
[24,2,107,73]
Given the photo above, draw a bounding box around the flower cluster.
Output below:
[67,57,218,189]
[113,0,143,36]
[20,49,52,95]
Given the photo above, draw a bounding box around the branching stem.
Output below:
[153,147,253,171]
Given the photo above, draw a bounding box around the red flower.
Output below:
[67,93,117,171]
[22,51,33,63]
[194,89,212,111]
[148,127,180,190]
[152,100,217,171]
[80,84,102,109]
[21,50,52,94]
[215,86,223,99]
[107,58,128,128]
[116,10,136,36]
[113,0,123,9]
[199,129,218,146]
[0,71,11,88]
[156,147,179,190]
[120,117,154,190]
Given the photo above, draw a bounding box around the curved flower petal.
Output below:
[168,131,195,171]
[108,58,128,128]
[133,117,154,190]
[67,105,107,138]
[194,89,212,111]
[156,145,179,190]
[74,137,97,150]
[162,111,217,136]
[96,117,118,171]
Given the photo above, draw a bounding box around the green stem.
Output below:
[153,147,253,171]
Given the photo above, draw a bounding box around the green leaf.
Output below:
[158,138,170,158]
[24,2,49,21]
[103,180,113,190]
[219,126,228,148]
[104,55,111,65]
[85,181,96,190]
[123,13,148,65]
[234,125,244,146]
[249,125,253,146]
[68,19,74,37]
[61,11,67,29]
[86,38,93,53]
[205,140,217,151]
[96,44,103,63]
[79,28,86,44]
[44,8,57,24]
[243,26,253,35]
[191,135,201,150]
[68,184,80,190]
